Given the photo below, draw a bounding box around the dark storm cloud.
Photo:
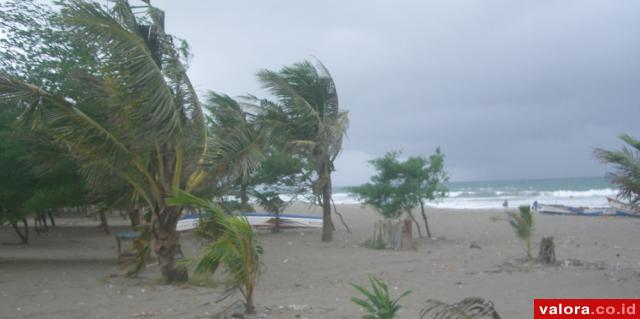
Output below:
[148,0,640,184]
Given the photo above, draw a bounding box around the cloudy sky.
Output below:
[146,0,639,185]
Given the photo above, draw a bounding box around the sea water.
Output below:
[331,176,618,209]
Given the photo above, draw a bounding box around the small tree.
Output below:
[403,148,448,238]
[506,206,535,260]
[350,151,414,220]
[350,150,448,238]
[250,151,307,231]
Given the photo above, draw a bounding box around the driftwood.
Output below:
[537,236,556,264]
[371,219,414,250]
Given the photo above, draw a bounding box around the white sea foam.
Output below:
[328,187,619,209]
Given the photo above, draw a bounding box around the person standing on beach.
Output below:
[502,200,509,208]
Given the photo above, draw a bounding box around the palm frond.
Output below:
[595,134,640,204]
[205,126,266,183]
[420,298,501,319]
[167,190,261,314]
[61,0,182,140]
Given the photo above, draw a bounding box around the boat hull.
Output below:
[177,212,323,232]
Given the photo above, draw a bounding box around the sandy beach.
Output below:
[1,204,639,319]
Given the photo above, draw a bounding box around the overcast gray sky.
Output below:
[147,0,639,185]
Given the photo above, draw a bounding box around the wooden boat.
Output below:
[241,212,323,229]
[606,197,640,217]
[177,212,322,232]
[534,204,605,216]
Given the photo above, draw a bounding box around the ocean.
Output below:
[332,176,618,209]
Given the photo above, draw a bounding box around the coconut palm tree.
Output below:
[595,134,640,205]
[255,60,348,241]
[0,0,261,282]
[167,190,262,314]
[506,206,535,260]
[205,92,260,209]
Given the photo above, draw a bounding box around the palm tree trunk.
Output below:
[99,210,110,234]
[419,199,432,238]
[151,207,188,283]
[245,294,255,314]
[240,183,250,210]
[321,174,333,242]
[127,205,141,228]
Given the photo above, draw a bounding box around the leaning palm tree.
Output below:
[167,191,262,314]
[595,134,640,205]
[255,60,348,241]
[205,92,262,209]
[0,1,261,282]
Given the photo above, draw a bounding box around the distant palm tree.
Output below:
[255,60,348,241]
[0,0,261,282]
[205,92,263,209]
[595,134,640,205]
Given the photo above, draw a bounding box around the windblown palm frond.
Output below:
[205,126,266,184]
[167,190,262,314]
[1,0,209,282]
[595,134,640,205]
[61,0,183,141]
[506,206,534,259]
[420,298,501,319]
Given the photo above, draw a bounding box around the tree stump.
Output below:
[537,236,556,264]
[401,218,414,250]
[371,219,413,250]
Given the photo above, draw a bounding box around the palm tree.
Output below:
[256,60,348,241]
[0,1,261,282]
[205,92,259,210]
[506,206,535,260]
[595,134,640,205]
[351,276,412,319]
[167,191,262,314]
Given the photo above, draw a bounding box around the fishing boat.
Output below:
[534,204,605,216]
[176,212,323,232]
[606,197,640,217]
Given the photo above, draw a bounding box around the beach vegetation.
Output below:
[254,60,349,242]
[506,206,535,260]
[402,148,449,238]
[349,150,448,238]
[0,0,263,283]
[204,92,266,211]
[250,151,308,232]
[167,191,262,314]
[595,134,640,205]
[351,276,412,319]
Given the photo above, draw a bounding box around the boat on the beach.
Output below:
[534,199,640,218]
[177,212,323,231]
[534,204,605,216]
[606,197,640,217]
